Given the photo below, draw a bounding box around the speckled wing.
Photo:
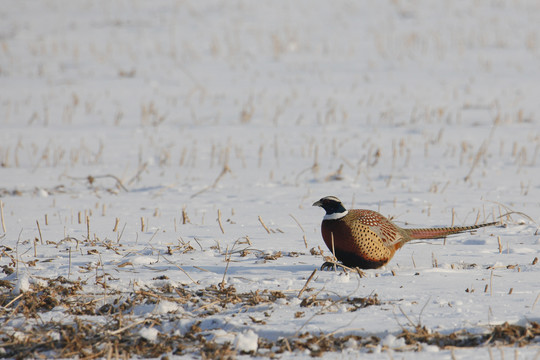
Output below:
[347,209,406,248]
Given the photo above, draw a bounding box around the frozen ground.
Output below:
[1,0,540,358]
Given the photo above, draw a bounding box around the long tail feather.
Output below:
[405,222,497,240]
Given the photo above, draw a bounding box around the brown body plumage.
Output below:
[313,196,496,269]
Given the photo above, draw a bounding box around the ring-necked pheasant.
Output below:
[313,196,497,269]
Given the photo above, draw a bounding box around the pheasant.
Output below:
[313,196,497,270]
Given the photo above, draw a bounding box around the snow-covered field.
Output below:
[1,0,540,358]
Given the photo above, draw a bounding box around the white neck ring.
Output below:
[323,210,348,220]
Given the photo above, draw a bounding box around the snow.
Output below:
[235,330,259,353]
[13,273,30,294]
[152,300,182,315]
[138,327,159,342]
[1,0,540,358]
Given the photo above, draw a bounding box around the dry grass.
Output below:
[2,270,537,358]
[397,322,540,350]
[0,275,380,358]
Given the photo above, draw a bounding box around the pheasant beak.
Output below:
[312,200,322,207]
